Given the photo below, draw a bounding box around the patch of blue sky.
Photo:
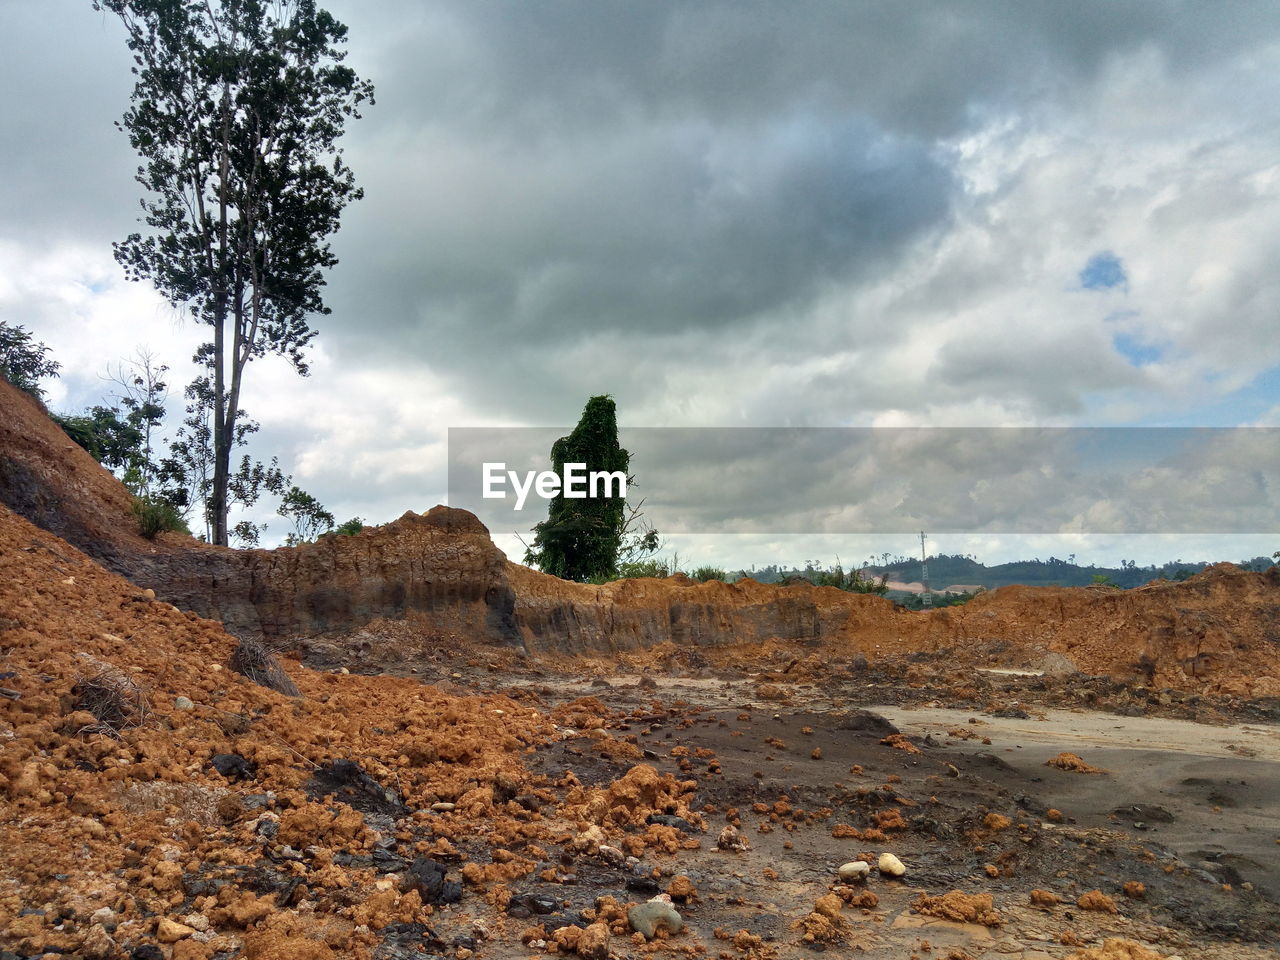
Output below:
[1113,331,1161,366]
[1080,250,1127,291]
[1131,365,1280,427]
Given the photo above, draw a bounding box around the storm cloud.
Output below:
[3,2,1280,561]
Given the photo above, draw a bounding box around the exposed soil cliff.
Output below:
[3,375,1279,696]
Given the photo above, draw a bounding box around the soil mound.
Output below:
[0,502,550,957]
[4,377,1280,695]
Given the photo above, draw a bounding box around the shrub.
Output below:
[334,517,365,536]
[0,322,60,398]
[132,495,189,539]
[615,558,671,580]
[692,565,727,582]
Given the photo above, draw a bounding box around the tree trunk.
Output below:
[211,310,229,546]
[211,80,233,547]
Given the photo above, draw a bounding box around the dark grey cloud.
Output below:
[7,0,1280,555]
[349,1,1279,140]
[0,7,137,242]
[450,427,1280,536]
[312,0,1280,419]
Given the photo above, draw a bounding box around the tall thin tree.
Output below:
[95,0,373,544]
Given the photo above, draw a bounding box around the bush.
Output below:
[0,322,60,398]
[691,565,727,582]
[132,495,189,539]
[334,517,364,536]
[615,558,671,580]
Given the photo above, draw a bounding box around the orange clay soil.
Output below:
[0,503,704,959]
[6,373,1280,696]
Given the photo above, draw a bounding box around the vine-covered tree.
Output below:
[95,0,373,545]
[525,396,654,582]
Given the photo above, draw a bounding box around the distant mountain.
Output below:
[739,554,1276,590]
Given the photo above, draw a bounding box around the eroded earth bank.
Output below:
[2,379,1280,960]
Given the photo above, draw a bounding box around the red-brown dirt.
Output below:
[2,492,1277,957]
[4,373,1280,698]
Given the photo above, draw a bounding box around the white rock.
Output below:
[838,861,871,882]
[174,696,194,711]
[598,844,626,865]
[431,802,456,812]
[877,852,906,877]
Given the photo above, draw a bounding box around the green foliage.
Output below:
[334,517,364,536]
[0,322,60,398]
[56,407,143,469]
[278,485,335,546]
[231,519,262,548]
[897,589,979,611]
[55,351,173,500]
[158,374,291,544]
[131,494,189,539]
[691,565,727,582]
[525,396,632,582]
[96,0,373,545]
[1090,573,1119,587]
[605,558,670,581]
[803,561,889,595]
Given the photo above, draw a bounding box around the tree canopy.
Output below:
[95,0,373,544]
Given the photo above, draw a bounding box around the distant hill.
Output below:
[739,554,1277,590]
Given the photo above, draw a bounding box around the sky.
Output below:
[2,2,1279,570]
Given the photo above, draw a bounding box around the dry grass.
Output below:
[72,656,150,737]
[230,636,301,697]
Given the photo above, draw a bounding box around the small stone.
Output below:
[402,856,462,905]
[79,923,118,959]
[628,900,683,939]
[877,853,906,877]
[667,875,697,902]
[576,920,611,960]
[431,802,456,812]
[598,844,625,866]
[174,696,194,711]
[142,588,156,600]
[209,753,256,781]
[838,861,871,883]
[717,823,749,851]
[157,917,195,942]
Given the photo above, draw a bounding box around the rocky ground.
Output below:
[3,498,1280,960]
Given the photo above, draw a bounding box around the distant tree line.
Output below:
[1,323,361,546]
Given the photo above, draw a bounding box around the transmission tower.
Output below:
[920,531,932,608]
